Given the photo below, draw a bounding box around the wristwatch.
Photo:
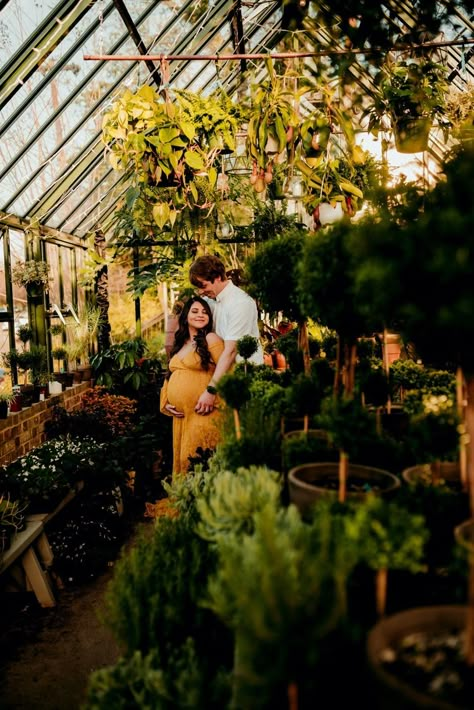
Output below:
[206,385,217,395]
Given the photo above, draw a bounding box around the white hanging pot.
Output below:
[317,202,345,226]
[265,134,280,155]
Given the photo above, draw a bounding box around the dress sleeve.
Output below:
[160,379,172,416]
[209,339,225,364]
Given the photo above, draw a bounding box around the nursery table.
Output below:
[0,517,55,607]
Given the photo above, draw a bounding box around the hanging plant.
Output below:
[102,85,240,230]
[11,260,51,290]
[363,56,451,153]
[245,58,305,189]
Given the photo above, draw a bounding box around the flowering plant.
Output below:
[0,436,107,509]
[80,387,137,436]
[11,260,51,289]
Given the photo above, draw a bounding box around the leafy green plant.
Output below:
[216,371,251,439]
[17,324,33,345]
[90,338,160,394]
[196,466,282,542]
[246,227,311,373]
[204,500,364,707]
[245,58,302,182]
[358,496,428,616]
[103,514,230,678]
[364,57,450,152]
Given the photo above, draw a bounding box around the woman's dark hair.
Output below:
[167,296,214,375]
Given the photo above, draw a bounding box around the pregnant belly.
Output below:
[167,373,203,412]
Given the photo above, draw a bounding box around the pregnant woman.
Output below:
[160,296,224,475]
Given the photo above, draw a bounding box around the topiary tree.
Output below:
[246,227,311,374]
[298,220,376,398]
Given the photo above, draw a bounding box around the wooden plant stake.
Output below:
[338,450,348,503]
[233,408,241,440]
[376,568,388,618]
[288,682,298,710]
[456,367,468,491]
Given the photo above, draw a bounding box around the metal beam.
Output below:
[112,0,161,88]
[0,0,93,111]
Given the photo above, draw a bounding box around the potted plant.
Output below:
[102,85,239,230]
[11,259,51,295]
[0,392,12,419]
[364,56,450,153]
[245,58,302,191]
[0,494,28,553]
[296,144,379,225]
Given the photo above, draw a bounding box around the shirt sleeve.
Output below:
[222,299,257,341]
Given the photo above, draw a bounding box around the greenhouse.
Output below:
[1,0,474,708]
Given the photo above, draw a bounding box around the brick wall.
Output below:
[0,384,90,466]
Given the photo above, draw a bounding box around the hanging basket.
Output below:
[317,201,345,226]
[392,115,431,154]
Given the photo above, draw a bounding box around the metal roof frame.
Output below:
[0,0,473,244]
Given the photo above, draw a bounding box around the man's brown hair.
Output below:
[189,255,227,286]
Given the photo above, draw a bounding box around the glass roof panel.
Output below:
[0,0,473,242]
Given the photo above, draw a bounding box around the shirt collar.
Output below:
[215,280,233,303]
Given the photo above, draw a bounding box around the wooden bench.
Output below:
[0,482,85,607]
[0,517,55,607]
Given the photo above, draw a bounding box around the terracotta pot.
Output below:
[367,605,468,710]
[77,364,92,382]
[288,462,400,514]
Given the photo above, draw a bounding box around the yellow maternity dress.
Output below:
[160,340,224,475]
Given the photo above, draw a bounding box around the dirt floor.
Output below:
[0,520,150,710]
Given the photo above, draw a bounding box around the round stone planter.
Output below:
[367,605,468,710]
[402,462,461,488]
[288,462,401,515]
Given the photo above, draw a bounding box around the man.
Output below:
[189,254,263,415]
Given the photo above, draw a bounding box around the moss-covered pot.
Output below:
[367,605,468,710]
[288,462,400,514]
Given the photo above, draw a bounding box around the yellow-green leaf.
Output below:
[152,202,170,229]
[185,151,205,170]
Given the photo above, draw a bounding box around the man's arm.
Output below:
[194,340,236,414]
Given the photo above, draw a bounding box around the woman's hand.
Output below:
[165,404,185,418]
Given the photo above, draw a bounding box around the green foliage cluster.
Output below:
[299,221,371,342]
[352,146,474,374]
[85,643,231,710]
[358,497,428,573]
[205,500,363,707]
[215,401,282,472]
[103,516,226,665]
[196,466,282,542]
[282,430,338,471]
[217,371,251,410]
[246,227,307,322]
[91,338,162,394]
